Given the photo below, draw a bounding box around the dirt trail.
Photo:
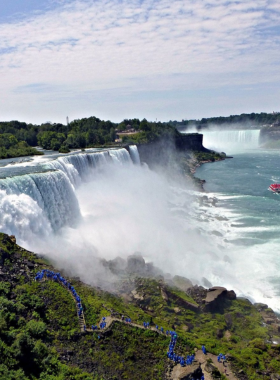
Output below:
[196,350,238,380]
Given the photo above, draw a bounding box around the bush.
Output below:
[59,145,70,153]
[26,320,47,338]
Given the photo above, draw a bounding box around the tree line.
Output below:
[170,112,280,130]
[0,117,179,157]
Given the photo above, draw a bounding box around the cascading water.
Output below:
[0,170,80,237]
[46,151,111,186]
[0,147,136,242]
[128,145,141,165]
[109,148,131,165]
[202,129,260,153]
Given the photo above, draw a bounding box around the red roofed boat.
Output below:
[269,184,280,193]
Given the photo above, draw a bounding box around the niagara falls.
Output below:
[1,0,280,378]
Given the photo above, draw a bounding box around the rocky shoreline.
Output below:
[182,153,232,192]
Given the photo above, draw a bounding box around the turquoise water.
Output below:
[195,149,280,309]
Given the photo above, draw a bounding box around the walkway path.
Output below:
[196,351,237,380]
[36,269,238,380]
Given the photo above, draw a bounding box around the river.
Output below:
[194,129,280,311]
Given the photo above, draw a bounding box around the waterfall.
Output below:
[129,145,141,165]
[0,170,79,241]
[109,148,131,165]
[202,129,260,152]
[46,151,111,186]
[0,147,139,241]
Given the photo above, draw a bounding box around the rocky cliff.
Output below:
[136,133,208,170]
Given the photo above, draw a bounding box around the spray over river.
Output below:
[0,137,279,312]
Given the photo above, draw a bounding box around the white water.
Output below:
[0,149,129,241]
[0,143,279,311]
[129,145,141,165]
[0,147,218,291]
[202,129,260,153]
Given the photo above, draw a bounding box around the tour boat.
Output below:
[269,184,280,193]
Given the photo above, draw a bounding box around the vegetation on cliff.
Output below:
[0,233,280,379]
[0,135,42,159]
[0,118,180,156]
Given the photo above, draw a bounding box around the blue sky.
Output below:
[0,0,52,22]
[0,0,280,124]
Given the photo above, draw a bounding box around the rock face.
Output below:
[186,285,207,306]
[126,254,146,274]
[163,287,199,312]
[204,286,236,312]
[175,133,208,151]
[137,133,209,169]
[170,363,203,380]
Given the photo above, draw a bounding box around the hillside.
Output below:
[1,233,280,380]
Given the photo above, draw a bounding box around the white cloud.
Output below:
[0,0,280,122]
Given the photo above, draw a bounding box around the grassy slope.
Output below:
[0,233,280,380]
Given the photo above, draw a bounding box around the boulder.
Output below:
[227,290,236,300]
[9,235,16,244]
[254,303,269,311]
[108,257,127,273]
[186,285,207,306]
[204,361,221,377]
[204,286,236,312]
[174,307,181,314]
[171,363,203,380]
[161,287,169,301]
[126,254,145,274]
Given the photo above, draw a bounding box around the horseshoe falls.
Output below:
[202,129,260,153]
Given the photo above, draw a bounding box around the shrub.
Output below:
[26,320,47,338]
